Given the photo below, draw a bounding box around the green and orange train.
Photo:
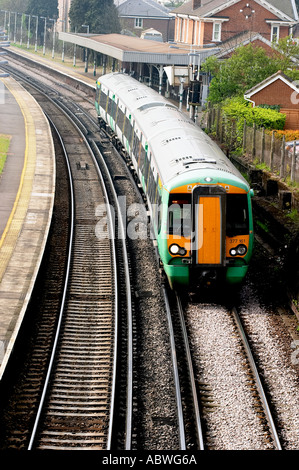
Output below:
[95,72,254,288]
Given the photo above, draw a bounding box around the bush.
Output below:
[221,98,286,130]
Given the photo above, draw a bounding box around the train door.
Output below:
[192,186,226,266]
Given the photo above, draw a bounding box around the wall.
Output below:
[120,18,175,42]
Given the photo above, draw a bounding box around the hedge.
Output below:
[221,98,286,132]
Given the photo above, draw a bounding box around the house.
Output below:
[171,0,298,48]
[117,0,175,42]
[244,71,299,129]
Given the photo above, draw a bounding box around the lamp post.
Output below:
[60,19,65,62]
[13,12,17,44]
[41,16,46,55]
[32,15,38,52]
[18,12,23,46]
[49,18,55,59]
[82,24,89,73]
[73,26,77,66]
[25,14,31,49]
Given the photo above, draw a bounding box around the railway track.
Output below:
[181,295,283,450]
[1,53,296,450]
[28,118,118,450]
[0,66,133,450]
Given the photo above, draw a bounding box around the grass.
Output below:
[0,134,11,174]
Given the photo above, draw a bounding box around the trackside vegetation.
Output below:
[219,97,286,144]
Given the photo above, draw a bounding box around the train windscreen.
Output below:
[168,194,192,238]
[226,194,249,237]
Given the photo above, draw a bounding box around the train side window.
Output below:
[133,131,140,156]
[108,96,117,119]
[117,107,125,131]
[139,145,146,172]
[144,152,151,187]
[124,116,133,144]
[100,89,108,110]
[226,194,249,236]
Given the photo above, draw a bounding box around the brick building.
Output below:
[244,71,299,129]
[117,0,175,42]
[171,0,298,48]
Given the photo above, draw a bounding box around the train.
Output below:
[95,72,254,288]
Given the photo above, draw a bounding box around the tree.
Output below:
[69,0,120,34]
[0,0,28,12]
[26,0,58,18]
[202,41,299,104]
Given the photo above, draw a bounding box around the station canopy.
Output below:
[58,32,219,66]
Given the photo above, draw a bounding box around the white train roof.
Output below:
[98,73,248,189]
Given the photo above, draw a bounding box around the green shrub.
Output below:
[221,98,286,131]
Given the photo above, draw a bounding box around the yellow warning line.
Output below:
[0,78,36,278]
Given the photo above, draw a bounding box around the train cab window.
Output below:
[168,194,191,237]
[226,194,249,236]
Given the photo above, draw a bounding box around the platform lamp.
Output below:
[49,18,55,59]
[25,14,31,49]
[32,15,38,52]
[60,19,65,62]
[41,16,46,55]
[82,24,89,73]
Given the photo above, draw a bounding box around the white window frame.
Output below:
[212,22,221,42]
[134,18,143,29]
[271,25,280,43]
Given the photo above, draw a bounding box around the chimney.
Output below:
[192,0,201,9]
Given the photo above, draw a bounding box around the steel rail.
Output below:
[162,286,186,450]
[27,111,119,450]
[175,293,205,450]
[52,104,120,451]
[9,66,122,450]
[27,117,75,450]
[231,307,282,450]
[91,140,133,450]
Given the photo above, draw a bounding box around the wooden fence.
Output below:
[206,107,299,185]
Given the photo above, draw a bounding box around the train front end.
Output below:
[157,174,254,289]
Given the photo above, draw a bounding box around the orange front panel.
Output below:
[196,197,222,265]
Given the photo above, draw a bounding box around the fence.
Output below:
[206,106,299,185]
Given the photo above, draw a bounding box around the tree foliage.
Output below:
[69,0,120,34]
[26,0,58,18]
[202,40,299,104]
[0,0,28,12]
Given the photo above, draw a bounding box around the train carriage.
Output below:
[95,72,254,288]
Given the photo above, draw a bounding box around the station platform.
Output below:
[0,76,55,381]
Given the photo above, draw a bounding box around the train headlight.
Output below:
[169,244,187,256]
[237,244,247,255]
[229,244,247,256]
[169,244,180,255]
